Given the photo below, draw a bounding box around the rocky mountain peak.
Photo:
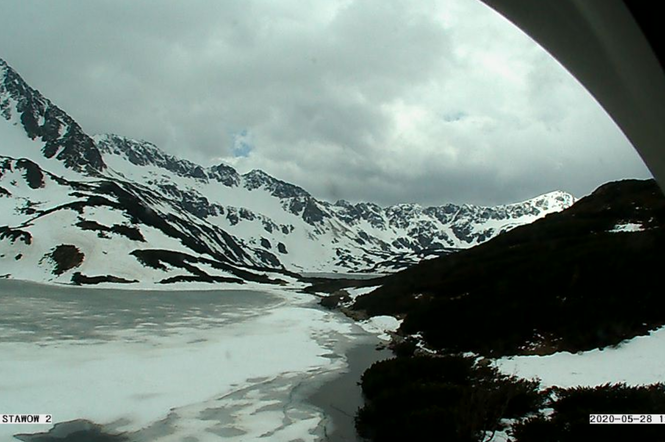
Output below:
[517,190,576,209]
[208,163,240,187]
[0,58,105,174]
[96,134,207,179]
[242,169,310,199]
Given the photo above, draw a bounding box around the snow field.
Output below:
[496,327,665,388]
[609,221,645,232]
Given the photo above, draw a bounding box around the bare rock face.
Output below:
[1,59,106,173]
[43,245,84,275]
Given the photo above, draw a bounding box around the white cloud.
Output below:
[0,0,651,206]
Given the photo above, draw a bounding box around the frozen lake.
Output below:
[0,279,382,442]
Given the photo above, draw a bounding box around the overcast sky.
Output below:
[0,0,652,206]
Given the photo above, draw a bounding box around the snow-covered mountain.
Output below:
[0,58,575,285]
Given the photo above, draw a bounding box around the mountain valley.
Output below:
[0,57,575,286]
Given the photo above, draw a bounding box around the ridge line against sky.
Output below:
[0,0,651,206]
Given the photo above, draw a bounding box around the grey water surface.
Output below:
[309,343,392,442]
[0,279,281,343]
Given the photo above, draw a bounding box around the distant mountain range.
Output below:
[0,57,574,285]
[347,178,665,356]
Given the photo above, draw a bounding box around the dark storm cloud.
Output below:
[0,0,651,206]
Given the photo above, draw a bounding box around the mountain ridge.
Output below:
[0,59,106,174]
[0,57,576,284]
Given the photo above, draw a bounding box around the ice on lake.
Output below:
[0,280,375,442]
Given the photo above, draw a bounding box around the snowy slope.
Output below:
[496,327,665,388]
[0,157,290,285]
[0,59,105,176]
[96,133,575,273]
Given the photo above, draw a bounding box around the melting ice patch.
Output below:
[358,316,402,341]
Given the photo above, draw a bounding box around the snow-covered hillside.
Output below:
[95,133,575,273]
[0,57,575,285]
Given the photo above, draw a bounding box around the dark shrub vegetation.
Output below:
[353,180,665,442]
[512,383,665,442]
[319,290,352,309]
[352,179,665,356]
[356,355,543,442]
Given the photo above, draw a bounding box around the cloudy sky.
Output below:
[0,0,652,206]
